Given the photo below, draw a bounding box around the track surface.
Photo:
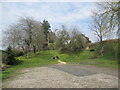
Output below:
[3,64,118,88]
[49,64,118,77]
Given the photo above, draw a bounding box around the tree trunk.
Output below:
[100,46,104,56]
[100,36,103,44]
[33,45,36,54]
[26,45,30,59]
[21,46,25,54]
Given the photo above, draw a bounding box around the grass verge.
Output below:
[2,51,59,80]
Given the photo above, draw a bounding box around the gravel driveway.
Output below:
[2,64,118,88]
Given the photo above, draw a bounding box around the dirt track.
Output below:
[2,64,118,88]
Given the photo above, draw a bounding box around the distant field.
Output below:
[2,49,118,80]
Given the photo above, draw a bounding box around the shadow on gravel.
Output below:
[48,64,97,76]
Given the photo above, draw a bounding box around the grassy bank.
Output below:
[2,50,118,80]
[2,51,59,80]
[59,50,118,68]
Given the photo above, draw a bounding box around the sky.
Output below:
[1,2,97,40]
[2,1,118,49]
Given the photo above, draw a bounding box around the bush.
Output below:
[90,49,95,52]
[103,42,118,60]
[3,46,22,65]
[93,41,118,60]
[13,50,24,57]
[48,43,55,50]
[2,51,8,64]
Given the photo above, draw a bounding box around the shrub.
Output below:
[2,51,8,64]
[13,50,24,57]
[4,46,22,65]
[103,42,118,60]
[48,43,54,50]
[93,41,118,60]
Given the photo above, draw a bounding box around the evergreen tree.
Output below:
[42,20,51,42]
[5,46,16,65]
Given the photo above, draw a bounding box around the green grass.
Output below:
[59,50,118,68]
[87,57,118,68]
[59,50,94,63]
[2,51,59,80]
[2,50,118,81]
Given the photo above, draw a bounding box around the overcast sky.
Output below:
[1,2,97,41]
[1,0,118,50]
[4,1,117,49]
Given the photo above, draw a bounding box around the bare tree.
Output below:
[95,2,119,41]
[56,26,90,52]
[96,2,119,30]
[91,12,110,43]
[3,17,49,57]
[56,25,70,51]
[69,27,89,52]
[48,31,57,43]
[31,21,46,52]
[90,12,112,56]
[3,25,22,50]
[18,17,36,58]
